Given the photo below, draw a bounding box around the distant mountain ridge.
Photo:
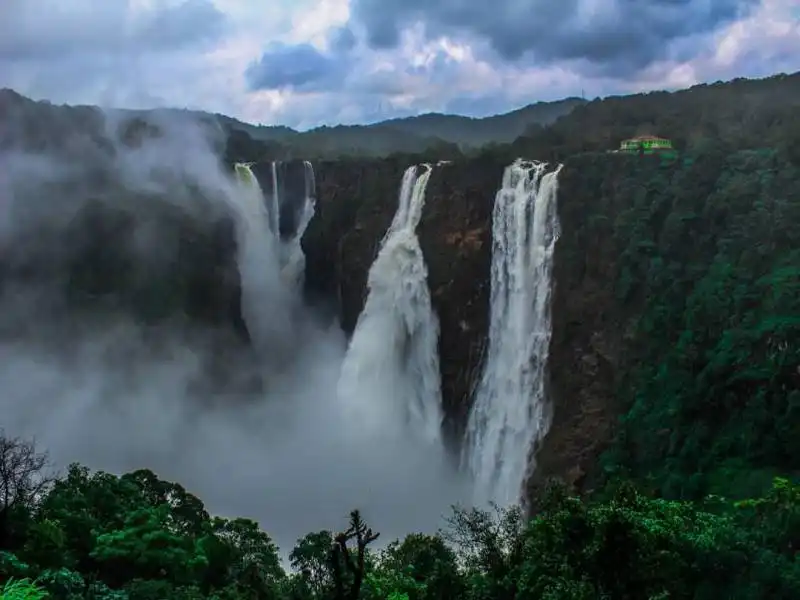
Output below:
[371,99,586,147]
[0,87,584,158]
[215,97,585,148]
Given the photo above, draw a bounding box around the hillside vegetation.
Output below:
[0,435,798,600]
[217,97,584,156]
[0,88,581,161]
[1,71,799,598]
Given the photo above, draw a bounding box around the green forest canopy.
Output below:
[0,434,798,599]
[1,71,800,598]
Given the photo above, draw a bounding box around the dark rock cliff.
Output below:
[0,91,638,496]
[303,157,508,448]
[2,90,631,485]
[304,153,655,499]
[525,154,652,498]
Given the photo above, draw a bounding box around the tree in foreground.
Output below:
[0,433,54,552]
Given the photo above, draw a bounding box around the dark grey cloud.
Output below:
[348,0,761,76]
[0,0,227,61]
[245,44,345,91]
[0,1,229,114]
[328,26,357,53]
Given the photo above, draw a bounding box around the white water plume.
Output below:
[269,161,280,236]
[280,160,316,288]
[0,105,467,558]
[237,161,316,290]
[233,162,293,352]
[462,159,563,508]
[337,164,445,446]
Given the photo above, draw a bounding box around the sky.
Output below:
[1,0,798,130]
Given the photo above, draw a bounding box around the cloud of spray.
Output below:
[0,105,469,553]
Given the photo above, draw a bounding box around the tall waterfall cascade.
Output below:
[462,159,563,507]
[269,161,281,236]
[281,161,317,287]
[233,161,316,287]
[337,164,444,445]
[233,161,316,351]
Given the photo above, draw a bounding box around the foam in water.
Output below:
[462,159,563,507]
[337,164,444,445]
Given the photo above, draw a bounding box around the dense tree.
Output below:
[1,453,797,599]
[289,531,335,599]
[2,71,800,598]
[590,144,800,500]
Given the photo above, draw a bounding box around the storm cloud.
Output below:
[0,0,231,111]
[245,43,344,91]
[0,0,227,61]
[348,0,762,76]
[328,25,358,53]
[0,0,797,129]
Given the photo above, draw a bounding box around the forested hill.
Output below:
[1,71,800,599]
[508,72,800,162]
[344,97,586,147]
[6,71,800,161]
[0,88,582,159]
[223,71,800,162]
[216,97,585,153]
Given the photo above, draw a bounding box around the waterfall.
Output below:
[231,160,463,544]
[232,162,291,353]
[234,160,316,288]
[281,161,316,288]
[462,159,563,507]
[269,161,280,236]
[337,164,444,445]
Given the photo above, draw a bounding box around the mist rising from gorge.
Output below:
[0,107,469,551]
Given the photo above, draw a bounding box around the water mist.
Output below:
[0,113,465,558]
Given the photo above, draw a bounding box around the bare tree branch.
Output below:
[330,509,380,600]
[0,430,54,512]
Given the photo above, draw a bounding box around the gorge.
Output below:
[0,73,799,596]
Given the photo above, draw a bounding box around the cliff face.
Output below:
[417,158,509,444]
[526,154,652,496]
[304,157,509,447]
[304,153,657,498]
[5,84,798,505]
[0,118,641,495]
[0,90,640,489]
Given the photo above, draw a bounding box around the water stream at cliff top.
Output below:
[337,164,445,446]
[462,159,563,507]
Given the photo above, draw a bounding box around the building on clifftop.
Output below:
[615,135,677,158]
